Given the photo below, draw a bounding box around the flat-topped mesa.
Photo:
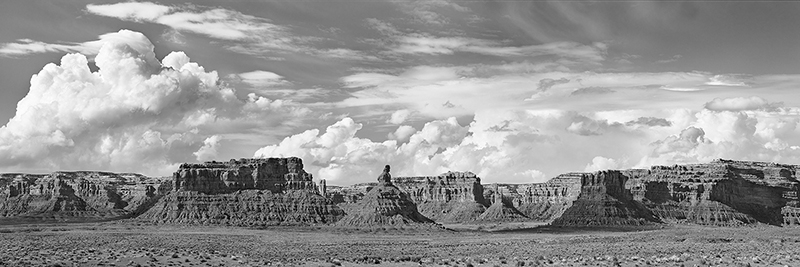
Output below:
[141,157,344,226]
[628,159,800,226]
[173,157,316,194]
[393,171,485,204]
[392,171,488,223]
[512,172,583,221]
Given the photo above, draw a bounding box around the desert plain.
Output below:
[1,222,799,267]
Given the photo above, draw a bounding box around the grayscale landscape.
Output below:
[1,1,800,266]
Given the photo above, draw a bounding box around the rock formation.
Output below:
[392,171,488,223]
[475,184,528,222]
[511,173,582,221]
[172,157,316,194]
[515,159,800,227]
[627,159,800,226]
[549,171,659,226]
[0,172,170,222]
[140,157,344,226]
[335,165,438,228]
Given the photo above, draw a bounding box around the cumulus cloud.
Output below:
[585,156,621,172]
[388,125,417,142]
[254,111,650,184]
[704,96,781,111]
[640,107,800,167]
[0,30,305,175]
[256,99,800,185]
[194,135,222,161]
[387,109,413,125]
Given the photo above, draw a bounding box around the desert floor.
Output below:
[0,222,799,266]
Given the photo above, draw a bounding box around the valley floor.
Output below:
[0,222,799,266]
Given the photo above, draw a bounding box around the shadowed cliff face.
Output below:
[143,157,344,226]
[482,159,800,227]
[550,171,660,227]
[0,172,171,222]
[628,160,800,226]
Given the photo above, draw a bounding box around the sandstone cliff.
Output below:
[627,159,800,226]
[174,157,316,193]
[513,159,800,227]
[549,171,659,226]
[335,166,438,228]
[393,171,488,223]
[475,185,527,222]
[0,172,170,222]
[141,157,344,226]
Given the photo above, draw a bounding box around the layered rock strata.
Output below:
[393,171,488,223]
[0,172,170,222]
[141,157,344,226]
[335,165,437,228]
[516,159,800,227]
[503,173,583,221]
[174,157,316,194]
[626,159,800,226]
[475,185,527,222]
[549,171,659,226]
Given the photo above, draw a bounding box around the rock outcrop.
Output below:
[515,159,800,227]
[511,173,582,221]
[173,157,316,194]
[0,172,170,222]
[627,159,800,226]
[550,171,659,226]
[140,157,344,226]
[335,165,438,228]
[475,185,527,222]
[393,171,488,223]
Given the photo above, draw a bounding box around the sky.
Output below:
[1,0,799,185]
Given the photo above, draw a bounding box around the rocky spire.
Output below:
[377,165,392,185]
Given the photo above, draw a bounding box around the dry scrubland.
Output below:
[1,223,800,266]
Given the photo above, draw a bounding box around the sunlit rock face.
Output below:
[392,171,489,223]
[0,172,171,222]
[173,157,316,194]
[513,159,800,227]
[140,157,344,226]
[627,159,800,226]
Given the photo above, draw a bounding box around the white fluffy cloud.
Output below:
[388,125,416,142]
[0,30,304,175]
[256,98,800,185]
[387,109,413,125]
[194,135,223,161]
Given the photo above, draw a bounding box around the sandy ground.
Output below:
[0,222,799,266]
